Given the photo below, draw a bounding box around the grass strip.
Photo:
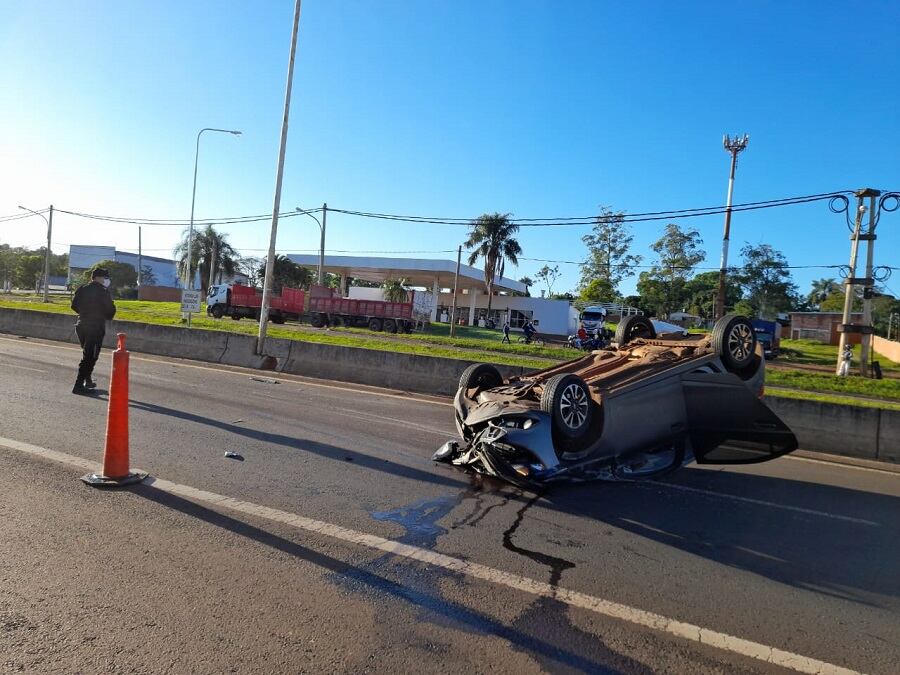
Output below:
[767,387,900,411]
[765,368,900,401]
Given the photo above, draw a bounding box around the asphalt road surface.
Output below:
[1,333,898,674]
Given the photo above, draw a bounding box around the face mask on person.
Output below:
[101,278,111,288]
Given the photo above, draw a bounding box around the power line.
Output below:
[1,190,865,228]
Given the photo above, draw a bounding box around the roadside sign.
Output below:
[181,289,202,313]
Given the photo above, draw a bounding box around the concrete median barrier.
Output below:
[766,396,881,461]
[878,409,900,463]
[278,339,525,396]
[105,321,229,363]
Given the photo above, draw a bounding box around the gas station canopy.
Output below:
[286,255,527,294]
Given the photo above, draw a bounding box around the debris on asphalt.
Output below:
[224,452,245,461]
[250,376,280,385]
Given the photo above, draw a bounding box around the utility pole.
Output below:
[835,191,871,374]
[449,245,462,338]
[715,133,749,320]
[258,0,303,355]
[888,312,898,341]
[43,206,53,303]
[208,242,217,291]
[319,202,327,285]
[17,205,53,302]
[137,226,142,289]
[858,189,880,376]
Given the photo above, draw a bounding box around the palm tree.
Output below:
[382,277,410,302]
[465,213,522,316]
[807,278,840,309]
[174,225,238,291]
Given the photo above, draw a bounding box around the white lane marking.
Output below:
[646,481,879,526]
[0,334,452,407]
[0,435,862,675]
[0,362,48,373]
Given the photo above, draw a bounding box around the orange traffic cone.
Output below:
[81,333,147,487]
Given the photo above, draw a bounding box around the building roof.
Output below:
[286,254,527,294]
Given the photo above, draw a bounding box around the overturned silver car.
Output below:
[434,314,798,487]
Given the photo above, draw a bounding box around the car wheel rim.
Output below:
[728,323,753,361]
[559,383,589,429]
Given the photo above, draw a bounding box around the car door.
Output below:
[681,371,798,463]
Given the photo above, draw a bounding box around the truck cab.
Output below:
[579,306,607,333]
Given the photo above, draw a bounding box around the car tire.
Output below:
[309,313,324,328]
[712,314,757,371]
[458,363,503,393]
[210,305,224,319]
[541,373,592,439]
[383,318,397,333]
[231,315,241,321]
[368,318,383,331]
[615,316,656,345]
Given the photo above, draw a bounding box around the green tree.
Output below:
[734,243,799,319]
[534,265,560,297]
[685,270,742,321]
[235,256,264,287]
[80,260,137,298]
[258,255,313,293]
[636,223,705,317]
[382,277,410,302]
[139,265,158,286]
[579,278,616,304]
[806,278,840,310]
[174,225,238,291]
[517,276,533,297]
[14,255,44,289]
[820,290,861,312]
[580,207,643,294]
[465,212,522,317]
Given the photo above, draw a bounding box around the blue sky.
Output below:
[1,0,898,297]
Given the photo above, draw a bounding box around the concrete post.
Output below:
[340,273,348,297]
[430,278,440,322]
[468,289,477,326]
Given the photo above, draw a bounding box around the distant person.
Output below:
[838,344,853,377]
[502,321,511,343]
[70,268,116,395]
[522,319,536,343]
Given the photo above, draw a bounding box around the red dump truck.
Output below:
[307,285,416,333]
[206,283,305,323]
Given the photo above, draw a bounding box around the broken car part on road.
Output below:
[435,314,798,488]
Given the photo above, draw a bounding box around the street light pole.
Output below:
[258,0,303,356]
[295,205,325,285]
[18,205,53,302]
[449,245,462,338]
[715,133,749,320]
[186,127,242,326]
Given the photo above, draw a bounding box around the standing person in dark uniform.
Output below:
[71,268,116,395]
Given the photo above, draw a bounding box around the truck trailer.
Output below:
[206,283,305,323]
[307,285,416,333]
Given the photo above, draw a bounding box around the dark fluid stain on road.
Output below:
[499,492,659,674]
[370,493,466,549]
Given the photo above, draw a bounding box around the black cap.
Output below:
[92,268,110,279]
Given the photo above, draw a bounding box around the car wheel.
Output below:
[458,363,503,393]
[712,314,756,371]
[231,315,241,321]
[541,373,592,439]
[383,318,397,333]
[210,305,224,319]
[615,316,656,345]
[368,318,383,331]
[309,313,324,328]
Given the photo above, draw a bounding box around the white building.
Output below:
[68,245,186,287]
[287,254,580,336]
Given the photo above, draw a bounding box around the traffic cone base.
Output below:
[80,471,147,487]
